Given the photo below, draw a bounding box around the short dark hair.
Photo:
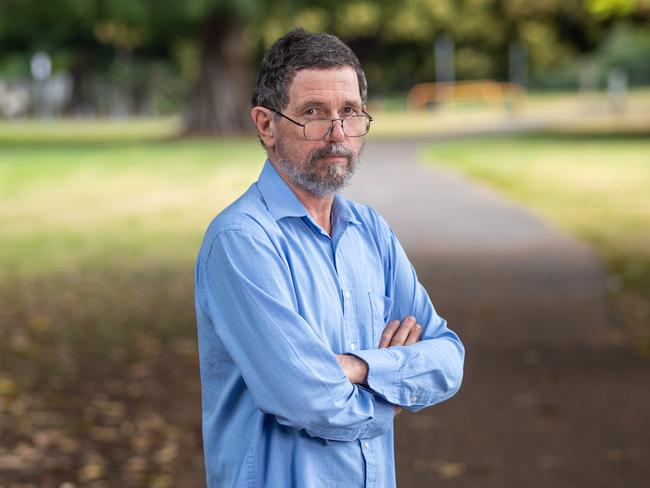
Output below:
[252,28,367,111]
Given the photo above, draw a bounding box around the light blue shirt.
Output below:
[195,160,464,488]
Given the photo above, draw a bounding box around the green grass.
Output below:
[422,129,650,348]
[0,121,263,277]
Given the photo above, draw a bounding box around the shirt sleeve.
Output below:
[197,226,395,441]
[349,217,465,412]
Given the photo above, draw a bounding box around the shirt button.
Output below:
[350,343,356,351]
[344,290,351,299]
[411,394,418,402]
[364,441,369,448]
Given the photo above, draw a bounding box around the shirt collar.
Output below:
[257,160,310,221]
[257,159,361,226]
[332,193,362,226]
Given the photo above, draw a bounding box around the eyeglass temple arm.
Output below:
[268,106,372,124]
[267,108,306,128]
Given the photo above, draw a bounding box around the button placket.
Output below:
[336,257,358,353]
[360,438,376,487]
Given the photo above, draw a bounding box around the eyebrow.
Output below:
[294,100,362,113]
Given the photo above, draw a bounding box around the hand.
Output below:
[379,316,422,348]
[395,406,402,416]
[336,354,368,385]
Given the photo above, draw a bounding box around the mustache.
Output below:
[308,144,354,164]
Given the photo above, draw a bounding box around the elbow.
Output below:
[447,365,464,398]
[402,342,465,412]
[276,388,377,442]
[428,345,465,403]
[302,397,365,441]
[432,363,463,400]
[447,342,465,397]
[273,394,329,432]
[444,334,465,395]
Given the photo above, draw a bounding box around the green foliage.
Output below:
[334,2,383,38]
[532,24,650,89]
[0,53,30,78]
[585,0,648,17]
[596,24,650,85]
[2,0,650,118]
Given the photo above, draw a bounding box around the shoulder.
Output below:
[204,183,273,237]
[198,183,278,261]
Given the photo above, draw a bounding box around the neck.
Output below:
[271,160,335,235]
[292,184,335,235]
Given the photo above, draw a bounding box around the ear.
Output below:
[251,107,276,148]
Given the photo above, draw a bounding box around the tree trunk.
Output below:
[184,13,252,136]
[64,53,93,116]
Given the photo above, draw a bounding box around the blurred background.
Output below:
[0,0,649,487]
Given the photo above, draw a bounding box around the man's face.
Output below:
[272,67,365,197]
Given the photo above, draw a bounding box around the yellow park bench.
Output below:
[407,80,526,111]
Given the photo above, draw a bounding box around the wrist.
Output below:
[347,354,369,385]
[337,353,369,385]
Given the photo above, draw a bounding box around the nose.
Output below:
[328,119,346,142]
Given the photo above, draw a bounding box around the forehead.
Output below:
[286,67,361,107]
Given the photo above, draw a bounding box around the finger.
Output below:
[394,406,402,416]
[390,316,416,347]
[379,320,400,348]
[404,323,423,346]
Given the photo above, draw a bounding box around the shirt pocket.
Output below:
[368,292,394,348]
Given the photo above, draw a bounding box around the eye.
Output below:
[304,108,317,116]
[342,106,358,116]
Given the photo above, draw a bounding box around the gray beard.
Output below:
[276,141,363,198]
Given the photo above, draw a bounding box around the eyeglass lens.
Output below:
[304,115,369,140]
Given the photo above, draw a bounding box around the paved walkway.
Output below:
[345,139,650,487]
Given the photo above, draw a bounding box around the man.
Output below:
[195,28,464,487]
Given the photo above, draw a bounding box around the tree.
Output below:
[2,0,647,131]
[0,0,269,132]
[0,0,106,114]
[120,0,268,135]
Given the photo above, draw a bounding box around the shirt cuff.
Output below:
[350,348,401,405]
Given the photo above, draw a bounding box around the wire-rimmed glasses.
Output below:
[267,108,373,140]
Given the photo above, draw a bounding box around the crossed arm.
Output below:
[337,316,422,415]
[338,315,422,383]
